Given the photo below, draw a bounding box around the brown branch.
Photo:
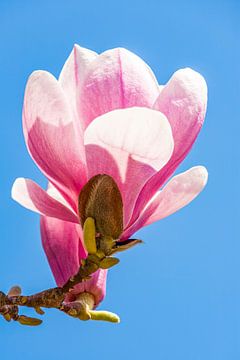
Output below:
[0,254,103,326]
[0,241,142,326]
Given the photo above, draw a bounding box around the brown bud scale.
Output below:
[78,174,123,239]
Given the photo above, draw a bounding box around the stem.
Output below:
[0,255,102,325]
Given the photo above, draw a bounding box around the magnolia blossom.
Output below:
[12,45,208,307]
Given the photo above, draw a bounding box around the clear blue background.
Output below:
[0,0,239,359]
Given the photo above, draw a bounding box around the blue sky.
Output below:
[0,0,239,359]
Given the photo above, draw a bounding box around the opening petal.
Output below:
[80,48,160,128]
[123,166,208,239]
[23,70,87,207]
[12,178,79,223]
[84,107,174,227]
[59,44,97,132]
[130,68,207,224]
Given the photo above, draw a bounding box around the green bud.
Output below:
[100,257,120,269]
[89,310,120,323]
[34,307,45,315]
[3,313,12,322]
[83,217,97,254]
[18,315,42,326]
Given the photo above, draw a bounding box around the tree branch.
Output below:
[0,254,104,326]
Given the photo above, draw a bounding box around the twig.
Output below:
[0,254,104,325]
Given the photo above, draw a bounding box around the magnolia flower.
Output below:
[12,45,208,313]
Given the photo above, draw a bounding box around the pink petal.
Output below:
[69,269,107,306]
[130,68,208,224]
[59,44,97,132]
[155,68,207,159]
[41,217,87,287]
[123,166,208,239]
[84,107,174,227]
[46,182,73,209]
[46,182,88,261]
[80,48,160,129]
[12,178,79,223]
[23,70,87,210]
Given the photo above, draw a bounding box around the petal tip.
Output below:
[196,165,208,187]
[27,70,53,83]
[11,177,24,201]
[188,165,208,191]
[173,67,208,96]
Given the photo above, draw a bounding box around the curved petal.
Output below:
[69,269,107,306]
[23,70,87,209]
[123,166,208,239]
[46,182,72,209]
[12,178,79,223]
[154,68,207,159]
[84,107,174,227]
[59,44,97,132]
[41,217,87,287]
[130,68,208,224]
[80,48,160,129]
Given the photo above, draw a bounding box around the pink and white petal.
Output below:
[130,68,208,224]
[12,178,79,223]
[80,48,160,129]
[154,68,207,161]
[47,182,73,210]
[41,217,87,287]
[23,70,87,209]
[45,183,86,261]
[123,166,208,239]
[84,107,174,227]
[59,44,97,132]
[69,269,107,306]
